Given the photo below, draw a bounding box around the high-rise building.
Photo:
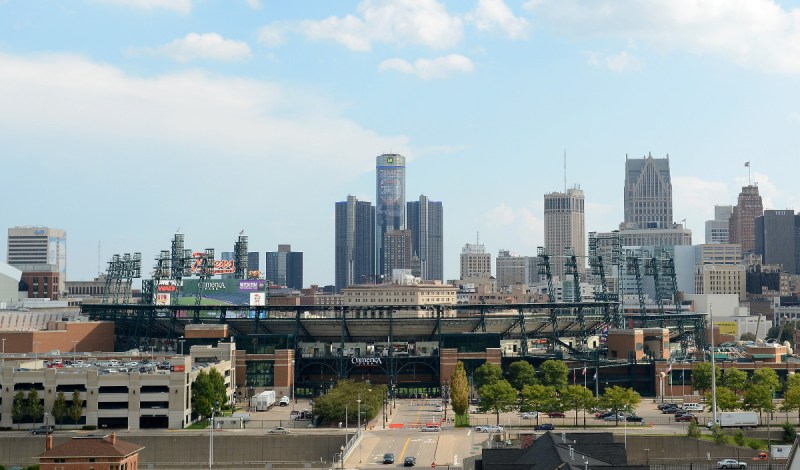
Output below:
[335,196,375,292]
[406,195,444,282]
[460,243,491,280]
[729,185,763,254]
[248,252,260,277]
[383,230,412,277]
[624,155,673,229]
[496,250,537,290]
[755,210,797,274]
[266,244,303,289]
[220,251,235,280]
[705,205,733,244]
[376,154,406,277]
[7,226,67,297]
[544,188,586,280]
[693,244,746,301]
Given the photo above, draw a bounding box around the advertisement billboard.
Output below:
[249,292,266,306]
[238,280,266,292]
[716,321,738,336]
[155,293,171,305]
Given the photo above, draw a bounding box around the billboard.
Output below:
[238,280,266,292]
[155,293,171,305]
[190,252,235,276]
[716,321,738,336]
[250,292,266,306]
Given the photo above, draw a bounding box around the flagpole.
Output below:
[583,363,587,429]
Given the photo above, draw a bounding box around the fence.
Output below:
[650,464,785,470]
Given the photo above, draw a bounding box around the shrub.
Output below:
[81,425,97,431]
[711,425,727,444]
[747,439,761,450]
[687,420,702,438]
[782,422,797,443]
[734,429,745,446]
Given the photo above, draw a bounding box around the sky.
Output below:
[2,0,800,287]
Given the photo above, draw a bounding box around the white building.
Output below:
[544,187,586,280]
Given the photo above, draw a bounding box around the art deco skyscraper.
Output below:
[376,154,406,278]
[335,196,375,292]
[624,155,673,229]
[544,188,585,280]
[729,185,763,255]
[406,195,444,281]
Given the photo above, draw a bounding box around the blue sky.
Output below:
[2,0,800,286]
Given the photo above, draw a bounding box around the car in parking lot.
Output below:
[268,427,289,434]
[602,414,626,422]
[30,425,54,435]
[717,459,746,469]
[421,425,440,432]
[521,412,538,419]
[383,453,395,464]
[675,414,697,423]
[404,456,416,467]
[625,415,644,423]
[547,411,566,418]
[483,425,504,433]
[534,423,554,431]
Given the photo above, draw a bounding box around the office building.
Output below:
[624,155,673,229]
[729,185,763,254]
[496,250,537,290]
[220,251,235,279]
[335,196,375,292]
[248,251,260,277]
[7,226,67,296]
[755,210,797,274]
[618,225,692,247]
[383,230,412,276]
[705,205,733,244]
[544,188,585,280]
[407,195,444,282]
[460,243,491,280]
[694,244,746,301]
[376,154,406,277]
[266,244,304,289]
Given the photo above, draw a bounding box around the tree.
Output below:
[192,370,214,418]
[450,362,469,422]
[478,380,518,425]
[740,332,757,342]
[742,384,773,421]
[68,390,83,424]
[692,362,713,395]
[706,386,740,411]
[786,373,800,390]
[600,386,641,426]
[752,368,780,392]
[474,362,503,389]
[507,361,537,391]
[312,380,386,425]
[12,391,26,429]
[520,384,558,416]
[27,390,44,423]
[767,322,796,343]
[782,383,800,422]
[783,422,797,443]
[687,420,702,438]
[208,368,228,408]
[539,360,569,390]
[52,391,67,427]
[722,368,748,395]
[561,385,595,426]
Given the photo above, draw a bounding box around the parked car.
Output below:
[479,425,504,433]
[383,453,395,464]
[662,407,682,414]
[404,456,416,467]
[657,402,677,410]
[547,411,566,418]
[279,396,290,406]
[30,425,54,435]
[717,459,746,469]
[675,414,697,423]
[268,427,289,434]
[474,425,488,432]
[521,412,538,419]
[421,425,440,432]
[534,423,554,431]
[596,411,617,419]
[625,415,644,423]
[602,414,626,422]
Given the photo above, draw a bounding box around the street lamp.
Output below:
[339,445,345,470]
[209,400,219,470]
[2,338,5,369]
[33,342,41,361]
[72,341,78,360]
[179,337,185,356]
[292,360,296,408]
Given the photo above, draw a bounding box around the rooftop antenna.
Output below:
[476,231,480,245]
[745,161,751,185]
[564,149,567,192]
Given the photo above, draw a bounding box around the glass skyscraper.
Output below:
[407,195,443,282]
[376,154,406,278]
[335,195,375,292]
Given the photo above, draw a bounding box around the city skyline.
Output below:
[2,1,800,286]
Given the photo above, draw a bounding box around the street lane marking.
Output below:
[398,436,411,461]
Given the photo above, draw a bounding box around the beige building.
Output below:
[694,244,746,301]
[544,188,585,280]
[496,250,537,290]
[342,281,456,317]
[460,243,491,280]
[617,223,692,246]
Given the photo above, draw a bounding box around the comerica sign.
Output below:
[350,357,383,366]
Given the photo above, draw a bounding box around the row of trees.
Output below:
[454,360,641,426]
[313,380,387,425]
[12,390,83,427]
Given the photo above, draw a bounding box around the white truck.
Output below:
[706,412,759,428]
[250,390,276,411]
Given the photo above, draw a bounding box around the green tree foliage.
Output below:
[711,424,727,444]
[478,379,518,425]
[51,392,67,426]
[734,429,745,446]
[722,368,748,395]
[782,422,797,443]
[519,384,558,414]
[692,362,713,394]
[767,322,796,343]
[600,386,641,426]
[450,362,469,417]
[539,360,569,390]
[506,361,538,390]
[782,382,800,422]
[687,420,702,438]
[707,386,741,411]
[27,390,44,423]
[751,368,780,392]
[787,373,800,390]
[742,384,774,420]
[561,385,595,426]
[12,391,26,427]
[208,368,228,408]
[68,390,83,424]
[192,369,228,419]
[313,380,386,425]
[739,332,757,342]
[474,362,503,389]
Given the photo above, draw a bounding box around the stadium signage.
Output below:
[191,252,236,275]
[199,281,226,291]
[238,280,266,292]
[351,357,382,366]
[157,284,177,292]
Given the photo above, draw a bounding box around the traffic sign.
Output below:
[431,462,436,469]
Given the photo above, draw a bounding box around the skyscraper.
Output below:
[383,230,412,277]
[335,195,375,292]
[544,188,585,280]
[705,205,733,244]
[460,243,491,280]
[248,252,260,277]
[7,226,67,297]
[755,210,797,274]
[496,250,538,289]
[266,244,303,289]
[624,155,673,229]
[406,195,444,282]
[376,153,406,278]
[729,185,763,255]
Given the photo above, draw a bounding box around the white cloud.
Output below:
[258,23,290,48]
[672,176,730,222]
[485,203,516,226]
[467,0,530,39]
[584,50,643,72]
[146,33,252,63]
[245,0,261,9]
[92,0,192,13]
[287,0,463,51]
[523,0,800,74]
[379,54,474,79]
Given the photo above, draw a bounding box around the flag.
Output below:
[745,162,750,167]
[582,365,587,375]
[593,371,597,380]
[666,363,672,373]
